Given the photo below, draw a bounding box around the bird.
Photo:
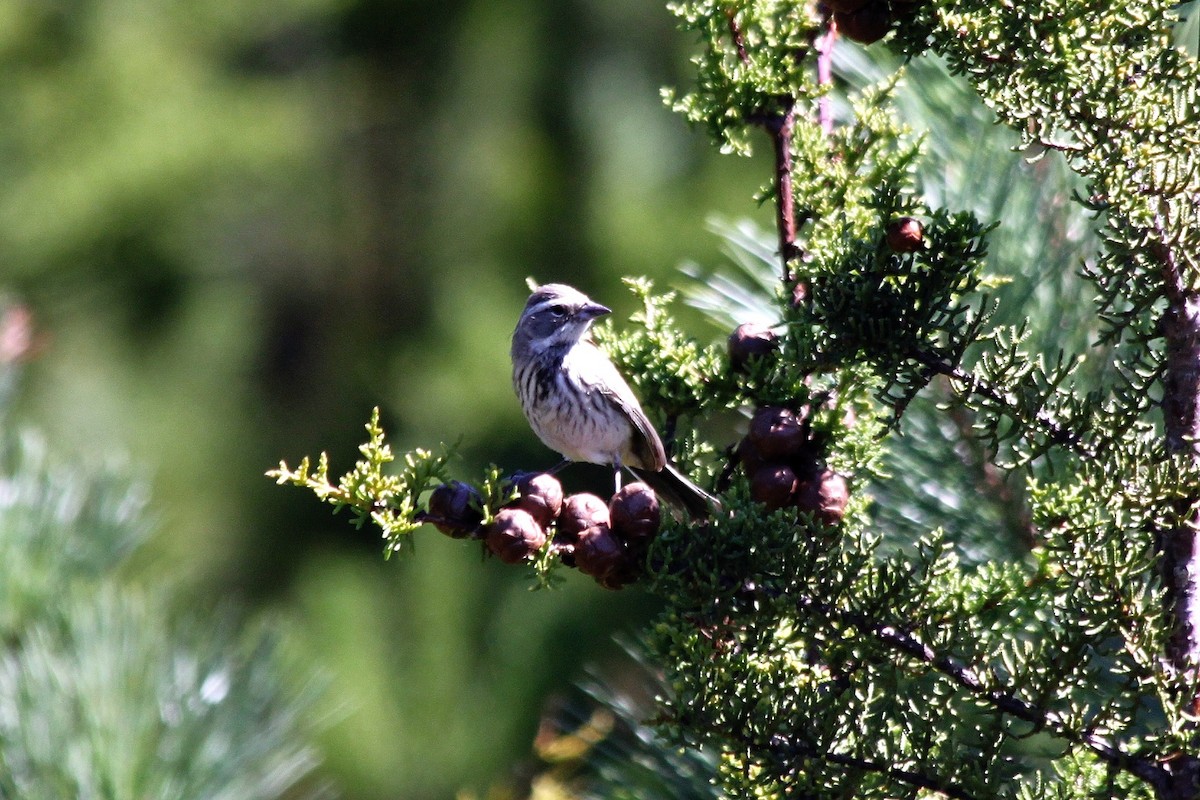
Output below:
[511,282,719,517]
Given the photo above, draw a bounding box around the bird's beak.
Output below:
[577,301,611,321]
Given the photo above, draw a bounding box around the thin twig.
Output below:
[913,350,1097,459]
[796,596,1168,790]
[766,104,800,280]
[728,11,800,281]
[767,736,982,800]
[869,622,1165,785]
[815,17,838,136]
[725,7,750,65]
[1151,213,1200,713]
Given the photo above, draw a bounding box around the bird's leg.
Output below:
[612,457,624,495]
[546,458,572,475]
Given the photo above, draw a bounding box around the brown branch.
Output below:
[1156,225,1199,456]
[765,104,800,281]
[725,7,750,65]
[1153,217,1200,719]
[796,596,1170,791]
[727,11,800,283]
[912,350,1097,460]
[815,17,838,136]
[766,735,983,800]
[870,622,1167,787]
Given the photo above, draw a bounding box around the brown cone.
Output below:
[558,493,611,542]
[886,217,925,253]
[609,482,661,544]
[426,480,484,538]
[509,471,564,527]
[728,323,779,373]
[750,464,799,512]
[485,508,547,564]
[794,469,850,525]
[575,526,633,586]
[748,406,811,461]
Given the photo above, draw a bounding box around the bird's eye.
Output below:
[548,304,567,317]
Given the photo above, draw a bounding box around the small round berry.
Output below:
[574,526,629,583]
[728,323,779,373]
[886,217,925,253]
[748,406,810,461]
[485,508,547,564]
[750,464,799,512]
[426,480,484,538]
[558,493,611,541]
[835,4,892,44]
[509,471,564,527]
[609,482,661,544]
[794,469,850,525]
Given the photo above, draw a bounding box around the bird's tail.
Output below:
[631,462,721,519]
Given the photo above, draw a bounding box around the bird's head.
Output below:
[512,283,611,356]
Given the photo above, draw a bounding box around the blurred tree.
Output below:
[0,311,326,799]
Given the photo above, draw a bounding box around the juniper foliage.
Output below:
[276,1,1200,797]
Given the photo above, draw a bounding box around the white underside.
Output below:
[524,345,644,468]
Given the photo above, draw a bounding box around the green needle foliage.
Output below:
[0,432,147,635]
[0,588,325,800]
[0,349,326,799]
[276,0,1200,797]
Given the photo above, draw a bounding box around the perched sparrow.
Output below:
[511,283,719,517]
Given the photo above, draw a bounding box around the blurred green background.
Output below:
[1,0,767,797]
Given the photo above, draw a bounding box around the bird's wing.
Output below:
[583,345,667,471]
